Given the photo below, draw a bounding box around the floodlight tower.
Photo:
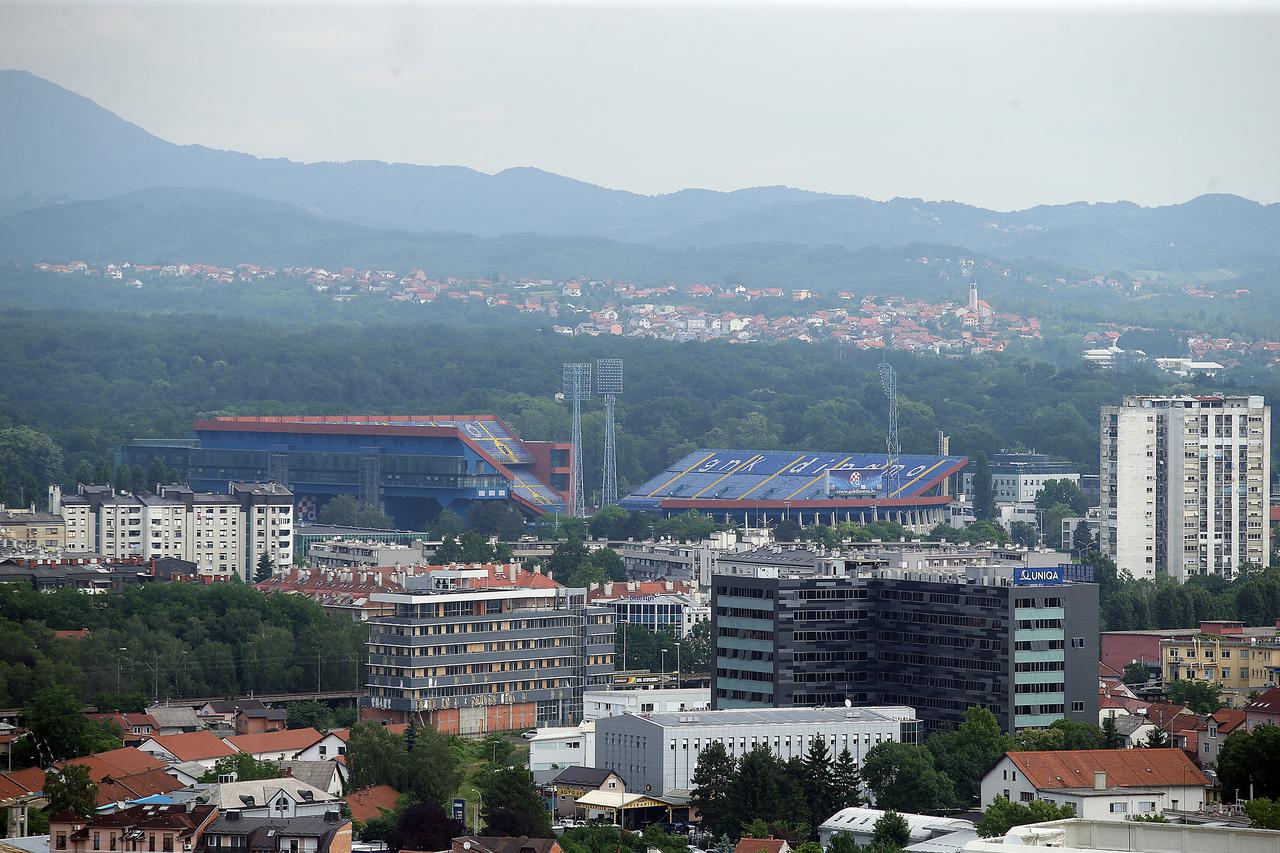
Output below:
[562,362,592,517]
[879,361,900,497]
[596,359,624,507]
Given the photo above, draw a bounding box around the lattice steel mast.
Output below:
[596,359,623,507]
[562,362,592,517]
[880,361,900,497]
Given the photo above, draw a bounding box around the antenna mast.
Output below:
[562,362,592,517]
[880,362,900,497]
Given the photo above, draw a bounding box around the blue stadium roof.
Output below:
[621,449,965,510]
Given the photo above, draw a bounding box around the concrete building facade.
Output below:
[1100,395,1270,581]
[363,568,615,732]
[594,706,920,796]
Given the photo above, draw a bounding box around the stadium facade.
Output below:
[120,415,573,528]
[620,448,967,527]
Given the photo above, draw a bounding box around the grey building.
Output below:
[594,706,920,796]
[363,567,615,732]
[711,564,1099,734]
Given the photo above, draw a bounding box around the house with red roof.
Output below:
[224,727,326,761]
[1245,687,1280,731]
[981,749,1208,819]
[345,784,401,823]
[138,731,238,768]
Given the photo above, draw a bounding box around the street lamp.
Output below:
[675,642,681,687]
[660,649,667,683]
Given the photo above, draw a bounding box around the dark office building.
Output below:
[711,567,1099,733]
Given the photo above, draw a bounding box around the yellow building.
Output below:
[1161,632,1280,708]
[0,510,67,550]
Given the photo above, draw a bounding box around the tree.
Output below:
[1218,724,1280,802]
[254,553,274,583]
[549,536,590,581]
[1009,521,1037,548]
[976,796,1076,837]
[802,735,834,825]
[741,819,770,839]
[682,619,712,672]
[927,707,1012,808]
[1101,717,1124,749]
[26,685,99,761]
[965,519,1009,545]
[689,740,736,836]
[146,457,176,489]
[729,746,783,830]
[1048,719,1104,751]
[346,722,463,805]
[1244,797,1280,830]
[828,833,860,853]
[871,810,910,851]
[477,766,551,838]
[286,700,332,731]
[428,509,465,540]
[43,763,97,818]
[318,494,394,529]
[971,452,994,521]
[469,502,527,540]
[587,547,626,582]
[859,742,954,814]
[1040,503,1074,549]
[1071,521,1094,556]
[431,536,464,564]
[386,801,465,853]
[1035,479,1088,516]
[831,747,862,810]
[1143,728,1169,749]
[1166,679,1224,714]
[199,752,282,783]
[1122,662,1149,686]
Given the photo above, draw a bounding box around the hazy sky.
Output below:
[3,1,1278,210]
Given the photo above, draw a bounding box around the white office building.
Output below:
[582,688,711,722]
[528,721,595,783]
[1100,395,1270,581]
[594,706,919,796]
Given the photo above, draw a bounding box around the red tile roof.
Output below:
[94,768,185,806]
[0,767,45,800]
[1246,687,1280,713]
[733,839,789,853]
[1006,748,1209,791]
[346,784,401,822]
[59,747,165,780]
[226,727,324,755]
[146,731,237,762]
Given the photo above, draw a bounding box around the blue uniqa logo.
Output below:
[1013,565,1065,586]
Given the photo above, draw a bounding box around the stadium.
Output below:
[120,415,572,528]
[620,449,967,527]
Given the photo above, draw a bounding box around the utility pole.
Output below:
[317,649,322,694]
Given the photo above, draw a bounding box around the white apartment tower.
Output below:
[1100,395,1270,582]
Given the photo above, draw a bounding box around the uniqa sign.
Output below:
[1013,565,1065,586]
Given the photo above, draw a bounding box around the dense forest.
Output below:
[2,307,1275,510]
[0,582,366,709]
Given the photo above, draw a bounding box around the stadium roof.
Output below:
[622,449,965,510]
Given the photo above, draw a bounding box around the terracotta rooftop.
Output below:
[226,727,324,755]
[145,731,238,762]
[346,784,401,822]
[1005,748,1209,791]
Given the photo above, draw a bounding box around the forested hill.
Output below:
[4,69,1279,271]
[0,189,1079,298]
[2,309,1276,513]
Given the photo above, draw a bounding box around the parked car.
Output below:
[522,729,538,739]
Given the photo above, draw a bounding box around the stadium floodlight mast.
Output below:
[562,362,592,517]
[596,358,623,507]
[879,361,900,498]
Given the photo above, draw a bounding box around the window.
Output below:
[1071,637,1086,649]
[1071,701,1085,712]
[56,836,67,851]
[94,833,101,850]
[1110,803,1128,813]
[1020,792,1035,802]
[1138,802,1156,813]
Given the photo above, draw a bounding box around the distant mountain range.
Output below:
[2,68,1279,272]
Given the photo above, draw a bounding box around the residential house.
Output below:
[447,838,561,853]
[273,763,346,798]
[198,701,268,729]
[184,779,338,818]
[49,804,217,853]
[233,710,286,737]
[145,707,203,736]
[549,767,625,819]
[732,839,789,853]
[223,729,324,762]
[980,749,1209,819]
[138,732,238,769]
[195,813,351,853]
[1197,709,1247,769]
[1245,687,1280,731]
[88,714,159,747]
[290,732,346,763]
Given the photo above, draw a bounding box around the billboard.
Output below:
[1013,565,1065,586]
[452,799,466,822]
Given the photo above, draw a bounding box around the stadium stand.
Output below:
[620,448,966,526]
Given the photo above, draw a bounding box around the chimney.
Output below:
[1094,771,1106,790]
[604,581,614,597]
[664,580,673,591]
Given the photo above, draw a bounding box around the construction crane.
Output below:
[879,361,900,497]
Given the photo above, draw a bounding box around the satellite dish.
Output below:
[845,699,852,708]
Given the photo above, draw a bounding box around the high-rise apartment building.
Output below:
[50,482,293,580]
[1100,395,1270,581]
[362,567,615,734]
[711,564,1099,733]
